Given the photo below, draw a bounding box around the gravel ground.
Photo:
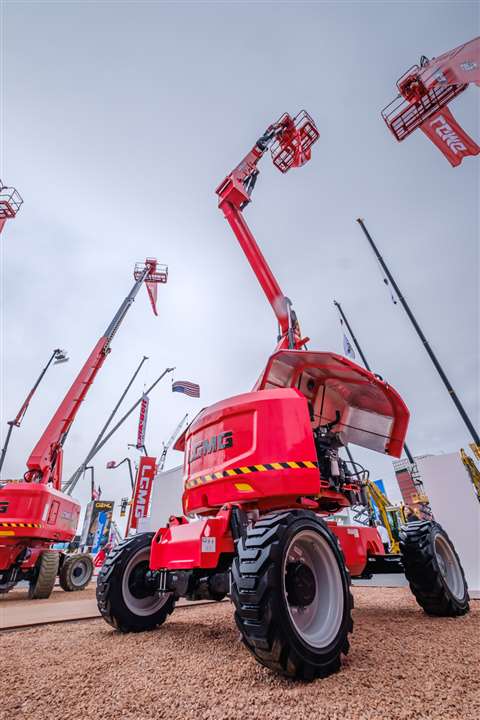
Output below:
[2,588,478,720]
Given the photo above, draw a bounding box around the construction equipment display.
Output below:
[0,259,166,598]
[95,111,469,681]
[382,36,480,166]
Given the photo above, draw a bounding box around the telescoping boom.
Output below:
[24,259,167,489]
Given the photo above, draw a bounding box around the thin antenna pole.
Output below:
[65,367,174,494]
[334,299,415,464]
[64,355,149,493]
[357,218,479,446]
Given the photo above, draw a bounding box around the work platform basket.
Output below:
[270,110,320,173]
[0,184,23,219]
[134,259,168,284]
[382,65,467,141]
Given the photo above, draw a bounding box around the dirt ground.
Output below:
[0,584,97,604]
[2,588,478,720]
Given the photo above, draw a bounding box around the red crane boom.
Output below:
[216,111,319,351]
[25,259,167,489]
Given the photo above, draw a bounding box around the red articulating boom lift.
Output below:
[0,259,166,598]
[382,36,480,166]
[97,112,469,681]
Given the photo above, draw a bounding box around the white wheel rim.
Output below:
[69,558,91,587]
[434,534,464,600]
[121,547,171,616]
[283,529,344,649]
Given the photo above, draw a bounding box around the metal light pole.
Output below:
[334,300,415,464]
[84,465,96,500]
[357,218,479,446]
[0,348,68,475]
[106,457,135,490]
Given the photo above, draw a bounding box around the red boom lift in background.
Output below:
[97,112,469,681]
[382,36,480,166]
[0,259,167,598]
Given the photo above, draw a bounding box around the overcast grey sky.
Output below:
[1,1,478,525]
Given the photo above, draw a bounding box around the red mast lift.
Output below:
[0,259,167,597]
[0,180,23,234]
[382,36,480,166]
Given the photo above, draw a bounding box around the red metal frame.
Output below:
[382,36,479,142]
[0,181,23,235]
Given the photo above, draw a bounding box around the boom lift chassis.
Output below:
[97,112,469,680]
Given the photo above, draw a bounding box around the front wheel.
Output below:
[231,510,353,680]
[400,520,469,617]
[96,532,175,632]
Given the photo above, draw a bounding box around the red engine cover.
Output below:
[182,387,321,514]
[0,482,80,544]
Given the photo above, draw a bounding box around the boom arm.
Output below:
[25,261,164,489]
[215,111,319,350]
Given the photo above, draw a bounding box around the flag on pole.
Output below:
[172,380,200,398]
[137,394,149,449]
[343,333,356,360]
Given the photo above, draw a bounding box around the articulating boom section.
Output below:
[25,259,166,489]
[215,111,319,349]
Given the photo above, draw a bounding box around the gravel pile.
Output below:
[2,587,478,720]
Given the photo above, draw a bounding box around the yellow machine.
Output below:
[461,445,480,502]
[365,480,407,554]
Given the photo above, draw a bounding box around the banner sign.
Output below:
[421,106,480,167]
[80,500,114,550]
[92,511,108,554]
[136,394,149,449]
[130,456,156,530]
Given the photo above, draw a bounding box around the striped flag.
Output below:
[172,380,200,398]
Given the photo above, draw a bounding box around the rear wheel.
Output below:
[59,553,94,592]
[28,550,59,599]
[400,520,469,616]
[96,532,175,632]
[231,510,353,680]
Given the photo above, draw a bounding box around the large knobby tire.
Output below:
[400,520,469,617]
[28,550,59,599]
[231,510,353,681]
[59,553,94,592]
[96,532,175,632]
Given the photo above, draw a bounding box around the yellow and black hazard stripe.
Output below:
[185,460,318,490]
[0,522,42,528]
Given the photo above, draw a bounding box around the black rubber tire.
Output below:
[231,510,353,681]
[400,520,469,617]
[59,553,94,592]
[96,532,175,632]
[28,550,59,599]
